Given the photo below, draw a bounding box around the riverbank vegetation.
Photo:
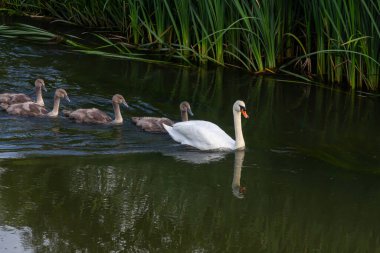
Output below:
[1,0,379,91]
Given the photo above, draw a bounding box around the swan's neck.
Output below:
[181,110,188,121]
[232,151,245,188]
[48,96,60,117]
[233,110,245,150]
[35,86,44,106]
[112,102,123,124]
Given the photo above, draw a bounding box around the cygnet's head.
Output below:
[112,94,128,108]
[35,79,47,92]
[233,100,249,118]
[55,88,70,102]
[179,101,193,116]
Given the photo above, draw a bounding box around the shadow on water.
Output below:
[0,29,380,252]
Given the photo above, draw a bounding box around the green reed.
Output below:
[301,0,380,90]
[250,0,281,70]
[205,0,225,64]
[230,0,263,72]
[190,1,210,63]
[1,0,379,90]
[163,0,191,57]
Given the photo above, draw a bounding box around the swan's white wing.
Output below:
[165,120,235,150]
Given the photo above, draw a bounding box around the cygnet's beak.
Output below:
[123,101,129,109]
[187,108,194,116]
[43,86,47,92]
[65,96,71,102]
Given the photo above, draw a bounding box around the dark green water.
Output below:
[0,28,380,252]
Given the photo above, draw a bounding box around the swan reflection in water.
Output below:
[163,148,228,164]
[232,150,246,199]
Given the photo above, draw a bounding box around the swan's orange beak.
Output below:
[241,109,249,118]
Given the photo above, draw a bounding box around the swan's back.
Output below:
[165,120,235,150]
[132,117,174,133]
[6,101,47,116]
[66,108,112,124]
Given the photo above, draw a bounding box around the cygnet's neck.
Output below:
[233,110,245,150]
[35,86,44,106]
[47,96,60,117]
[181,110,188,121]
[112,102,123,124]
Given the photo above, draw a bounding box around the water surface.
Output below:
[0,23,380,252]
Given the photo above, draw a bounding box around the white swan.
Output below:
[163,100,249,151]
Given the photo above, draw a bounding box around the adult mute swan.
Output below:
[132,101,193,133]
[0,79,47,110]
[63,94,128,125]
[6,88,70,117]
[163,100,249,151]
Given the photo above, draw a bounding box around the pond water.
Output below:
[0,21,380,252]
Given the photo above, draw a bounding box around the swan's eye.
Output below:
[239,105,249,118]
